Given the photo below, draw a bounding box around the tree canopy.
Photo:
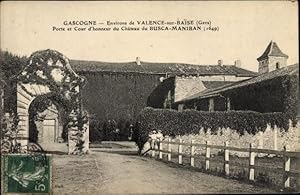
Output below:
[0,50,28,83]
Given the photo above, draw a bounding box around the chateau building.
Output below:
[174,41,299,116]
[71,57,257,140]
[146,60,257,109]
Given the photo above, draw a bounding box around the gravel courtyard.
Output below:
[52,144,275,194]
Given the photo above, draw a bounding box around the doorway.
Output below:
[42,119,56,144]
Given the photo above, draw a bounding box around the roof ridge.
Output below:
[268,40,273,56]
[71,59,136,64]
[72,59,249,68]
[71,59,258,76]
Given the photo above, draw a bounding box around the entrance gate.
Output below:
[15,49,89,154]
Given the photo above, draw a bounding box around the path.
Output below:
[52,145,274,194]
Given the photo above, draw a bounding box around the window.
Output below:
[276,62,280,69]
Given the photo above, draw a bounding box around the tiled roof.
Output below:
[70,59,257,77]
[177,64,299,103]
[257,41,288,61]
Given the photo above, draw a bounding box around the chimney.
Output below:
[217,59,223,66]
[136,57,141,65]
[234,60,241,68]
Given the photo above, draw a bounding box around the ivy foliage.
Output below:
[0,50,27,81]
[183,72,299,124]
[16,49,88,154]
[0,51,26,152]
[27,50,87,154]
[226,74,299,122]
[0,50,28,113]
[282,74,299,125]
[135,107,291,151]
[1,113,21,153]
[18,49,84,98]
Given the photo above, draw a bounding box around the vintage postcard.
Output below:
[0,1,299,194]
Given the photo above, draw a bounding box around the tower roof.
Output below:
[257,41,288,61]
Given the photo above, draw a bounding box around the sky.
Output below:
[1,1,298,72]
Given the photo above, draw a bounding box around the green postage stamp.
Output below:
[1,154,52,194]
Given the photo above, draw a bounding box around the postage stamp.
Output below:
[1,154,52,194]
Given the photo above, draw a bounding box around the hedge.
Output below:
[134,107,292,152]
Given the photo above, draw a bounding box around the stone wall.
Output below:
[258,59,269,74]
[175,120,299,157]
[268,56,288,72]
[78,71,162,138]
[174,77,206,102]
[174,75,251,103]
[259,56,288,74]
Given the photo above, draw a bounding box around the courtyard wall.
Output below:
[77,71,162,140]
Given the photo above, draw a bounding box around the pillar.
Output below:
[274,128,278,150]
[178,104,184,112]
[18,113,29,152]
[67,110,90,154]
[226,97,231,111]
[67,111,78,154]
[82,119,90,154]
[209,98,214,112]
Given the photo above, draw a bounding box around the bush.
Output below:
[134,107,292,152]
[90,119,133,142]
[89,119,102,143]
[132,121,148,154]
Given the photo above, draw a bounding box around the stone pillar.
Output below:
[226,97,231,111]
[67,112,78,154]
[57,109,64,143]
[208,98,214,112]
[274,128,278,150]
[257,131,264,157]
[67,109,89,154]
[68,127,78,154]
[163,99,167,109]
[178,104,184,112]
[55,118,59,142]
[167,90,172,109]
[18,114,29,152]
[82,119,89,154]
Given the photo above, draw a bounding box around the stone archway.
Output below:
[16,49,89,154]
[28,94,67,152]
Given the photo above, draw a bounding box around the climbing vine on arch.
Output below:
[16,49,89,154]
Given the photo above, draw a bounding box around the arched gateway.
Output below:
[16,49,89,154]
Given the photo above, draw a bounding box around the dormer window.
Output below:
[276,62,280,69]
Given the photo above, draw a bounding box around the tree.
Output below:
[0,50,28,113]
[0,50,27,80]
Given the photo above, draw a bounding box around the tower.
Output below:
[257,41,288,74]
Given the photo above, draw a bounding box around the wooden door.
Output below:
[43,119,56,143]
